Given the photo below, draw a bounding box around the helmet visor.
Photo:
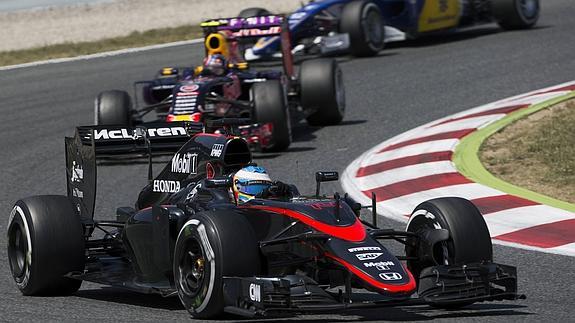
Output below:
[236,180,271,196]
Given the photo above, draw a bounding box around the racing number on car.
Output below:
[417,0,460,33]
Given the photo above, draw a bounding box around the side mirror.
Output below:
[205,177,232,188]
[315,171,339,196]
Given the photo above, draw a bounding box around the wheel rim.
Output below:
[178,238,206,298]
[407,211,451,266]
[363,8,383,47]
[8,224,28,278]
[519,0,538,19]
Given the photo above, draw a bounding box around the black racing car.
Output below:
[95,16,345,152]
[7,122,523,319]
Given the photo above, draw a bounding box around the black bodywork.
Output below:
[64,122,522,316]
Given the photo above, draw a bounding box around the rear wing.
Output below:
[76,122,203,156]
[201,15,294,79]
[65,122,202,222]
[201,15,284,38]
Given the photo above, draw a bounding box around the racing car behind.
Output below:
[239,0,540,59]
[95,16,346,152]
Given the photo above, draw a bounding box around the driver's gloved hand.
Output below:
[267,181,291,197]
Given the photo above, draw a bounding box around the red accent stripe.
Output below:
[244,205,366,242]
[362,172,472,202]
[356,151,453,178]
[540,84,575,93]
[495,219,575,248]
[325,253,416,293]
[432,105,529,127]
[379,129,475,153]
[471,195,539,215]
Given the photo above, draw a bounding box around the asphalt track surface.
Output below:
[1,1,574,321]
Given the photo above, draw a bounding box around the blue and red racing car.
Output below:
[239,0,540,59]
[95,16,346,152]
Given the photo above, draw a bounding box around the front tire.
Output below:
[251,80,291,152]
[174,211,261,319]
[340,0,385,57]
[405,197,492,308]
[300,59,345,126]
[7,196,85,295]
[95,90,133,126]
[492,0,540,30]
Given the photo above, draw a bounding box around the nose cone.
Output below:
[325,238,416,294]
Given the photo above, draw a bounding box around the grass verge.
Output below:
[480,99,575,204]
[0,25,203,67]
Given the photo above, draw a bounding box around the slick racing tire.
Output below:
[239,7,271,18]
[300,58,345,126]
[174,211,261,319]
[405,197,492,308]
[95,90,133,126]
[7,196,85,296]
[492,0,540,30]
[340,0,385,57]
[251,80,291,152]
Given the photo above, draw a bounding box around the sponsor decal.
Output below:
[71,161,83,183]
[153,180,181,193]
[348,246,381,253]
[232,26,281,37]
[379,272,403,281]
[363,261,395,271]
[356,253,383,261]
[177,91,199,96]
[309,201,343,210]
[210,144,224,157]
[180,84,199,92]
[175,98,198,103]
[171,153,198,174]
[249,283,261,302]
[185,182,201,202]
[93,127,186,140]
[174,103,198,108]
[72,187,84,198]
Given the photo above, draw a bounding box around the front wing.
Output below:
[221,261,524,317]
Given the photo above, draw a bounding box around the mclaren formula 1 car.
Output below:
[95,15,345,152]
[7,121,523,319]
[239,0,540,59]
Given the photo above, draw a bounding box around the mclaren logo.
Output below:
[379,272,402,281]
[93,127,186,140]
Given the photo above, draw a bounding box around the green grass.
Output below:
[525,101,575,185]
[0,24,203,67]
[477,99,575,204]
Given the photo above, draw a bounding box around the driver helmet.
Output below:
[203,54,228,76]
[233,166,272,204]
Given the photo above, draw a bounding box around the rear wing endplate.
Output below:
[65,121,202,221]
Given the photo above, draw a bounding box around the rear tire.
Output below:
[7,196,85,296]
[300,59,345,126]
[95,90,132,126]
[239,7,271,18]
[405,197,492,309]
[174,211,261,319]
[492,0,540,30]
[251,80,291,152]
[340,0,385,57]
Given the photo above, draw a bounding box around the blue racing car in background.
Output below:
[239,0,540,59]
